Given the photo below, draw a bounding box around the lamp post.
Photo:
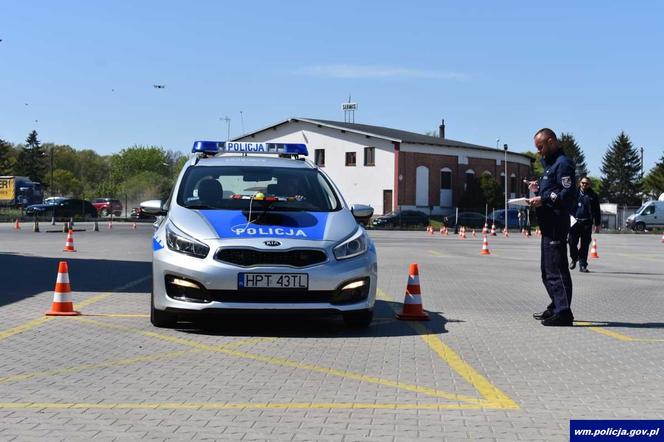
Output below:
[504,144,508,231]
[50,146,54,196]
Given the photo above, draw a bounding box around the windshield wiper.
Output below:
[185,204,215,210]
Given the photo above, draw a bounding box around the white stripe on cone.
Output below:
[403,294,422,305]
[56,273,70,284]
[407,275,420,285]
[53,292,73,303]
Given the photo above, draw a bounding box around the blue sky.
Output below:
[1,1,663,175]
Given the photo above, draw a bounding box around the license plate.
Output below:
[239,273,309,289]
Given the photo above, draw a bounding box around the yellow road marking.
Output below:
[0,402,500,410]
[0,335,270,385]
[576,322,664,343]
[74,316,485,405]
[377,288,519,409]
[0,293,109,344]
[428,250,443,257]
[0,317,53,343]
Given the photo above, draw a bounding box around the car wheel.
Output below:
[150,293,177,328]
[635,222,646,232]
[100,208,108,217]
[342,309,373,328]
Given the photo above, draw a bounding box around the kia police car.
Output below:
[141,141,377,328]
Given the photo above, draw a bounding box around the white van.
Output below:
[626,201,664,231]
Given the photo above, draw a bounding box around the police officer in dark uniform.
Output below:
[528,128,577,326]
[568,177,601,273]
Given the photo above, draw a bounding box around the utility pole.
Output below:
[640,147,644,179]
[240,111,245,135]
[221,116,231,141]
[504,144,508,230]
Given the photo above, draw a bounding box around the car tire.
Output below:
[100,208,108,217]
[342,309,373,328]
[150,293,177,328]
[635,222,646,232]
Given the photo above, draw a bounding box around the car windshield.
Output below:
[177,165,341,212]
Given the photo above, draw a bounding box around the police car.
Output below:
[141,141,377,328]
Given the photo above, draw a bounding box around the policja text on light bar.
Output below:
[192,141,308,156]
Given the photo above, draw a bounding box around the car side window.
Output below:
[643,206,655,215]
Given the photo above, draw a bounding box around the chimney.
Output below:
[439,119,445,138]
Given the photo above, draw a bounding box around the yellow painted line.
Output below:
[377,288,519,410]
[75,316,484,405]
[0,335,269,385]
[0,293,109,344]
[77,293,110,308]
[0,317,53,343]
[0,402,497,411]
[576,322,664,343]
[428,250,443,257]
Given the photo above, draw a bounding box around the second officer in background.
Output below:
[568,177,601,273]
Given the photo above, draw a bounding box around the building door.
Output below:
[439,168,452,207]
[416,166,429,207]
[383,190,392,214]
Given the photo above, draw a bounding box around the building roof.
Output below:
[236,117,533,161]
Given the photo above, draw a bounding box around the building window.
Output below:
[314,149,325,167]
[364,147,375,166]
[464,169,475,190]
[345,152,356,166]
[440,170,452,189]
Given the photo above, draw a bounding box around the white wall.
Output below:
[236,121,395,214]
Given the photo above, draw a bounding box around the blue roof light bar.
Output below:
[192,141,308,156]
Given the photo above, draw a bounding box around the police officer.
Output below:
[568,177,601,273]
[528,128,577,326]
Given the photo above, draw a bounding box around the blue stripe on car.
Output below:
[200,210,328,240]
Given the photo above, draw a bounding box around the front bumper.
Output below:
[152,243,377,313]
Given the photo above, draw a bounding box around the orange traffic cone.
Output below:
[14,218,20,230]
[472,229,477,239]
[63,229,76,252]
[45,261,80,316]
[439,226,444,235]
[460,226,466,239]
[108,220,113,229]
[503,227,509,238]
[482,223,488,235]
[132,222,137,230]
[444,227,449,236]
[490,223,496,236]
[480,235,491,255]
[396,263,429,321]
[428,226,434,235]
[590,239,599,259]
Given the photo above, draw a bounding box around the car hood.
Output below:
[167,204,359,244]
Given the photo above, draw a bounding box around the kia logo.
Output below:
[264,240,281,247]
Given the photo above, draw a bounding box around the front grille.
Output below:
[209,289,334,303]
[215,248,327,268]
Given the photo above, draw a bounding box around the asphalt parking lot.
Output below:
[1,223,663,441]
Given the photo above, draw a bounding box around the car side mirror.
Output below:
[351,204,374,225]
[140,200,167,216]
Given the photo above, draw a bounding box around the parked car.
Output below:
[130,206,156,220]
[448,212,487,228]
[371,210,430,228]
[25,198,98,219]
[91,198,123,217]
[489,208,522,229]
[44,196,67,205]
[626,201,664,231]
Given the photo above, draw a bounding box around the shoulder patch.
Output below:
[561,176,572,188]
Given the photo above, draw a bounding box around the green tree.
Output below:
[478,173,504,209]
[599,132,642,205]
[559,133,589,179]
[0,138,16,175]
[110,145,170,184]
[52,169,83,197]
[15,130,48,183]
[643,152,664,199]
[524,151,544,176]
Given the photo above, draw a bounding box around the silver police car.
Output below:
[142,141,377,328]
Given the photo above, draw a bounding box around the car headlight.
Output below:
[334,227,368,260]
[165,222,209,259]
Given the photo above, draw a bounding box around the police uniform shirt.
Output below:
[536,150,577,239]
[574,188,601,225]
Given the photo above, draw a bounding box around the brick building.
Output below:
[236,118,533,215]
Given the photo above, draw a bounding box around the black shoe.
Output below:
[579,266,589,273]
[533,309,554,320]
[541,310,574,327]
[569,260,577,270]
